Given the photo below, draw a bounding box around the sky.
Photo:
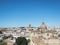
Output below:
[0,0,60,27]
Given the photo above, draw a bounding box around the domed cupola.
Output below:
[40,22,47,30]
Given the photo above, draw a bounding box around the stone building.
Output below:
[29,22,60,45]
[0,22,60,45]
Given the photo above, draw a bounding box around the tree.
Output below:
[16,37,28,45]
[0,40,7,45]
[0,31,2,34]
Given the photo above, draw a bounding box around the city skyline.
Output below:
[0,0,60,27]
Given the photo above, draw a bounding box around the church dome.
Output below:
[40,22,47,29]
